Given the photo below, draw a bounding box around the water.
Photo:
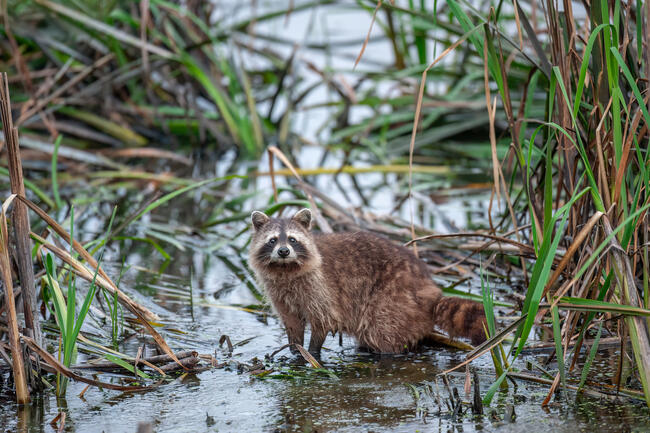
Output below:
[3,286,650,433]
[2,164,649,432]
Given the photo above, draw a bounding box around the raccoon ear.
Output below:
[251,211,270,231]
[292,208,312,230]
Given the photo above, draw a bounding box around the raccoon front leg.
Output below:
[307,324,327,356]
[285,317,306,353]
[273,301,305,353]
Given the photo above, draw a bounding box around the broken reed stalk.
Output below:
[73,350,197,370]
[0,195,29,404]
[0,73,33,404]
[0,73,42,348]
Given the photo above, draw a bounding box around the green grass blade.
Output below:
[64,207,76,366]
[58,107,148,146]
[578,321,603,391]
[513,187,590,357]
[44,254,66,342]
[610,48,650,160]
[551,305,566,397]
[481,265,496,337]
[482,369,509,405]
[573,203,650,282]
[51,135,63,210]
[551,66,604,212]
[70,207,118,342]
[557,297,650,316]
[572,24,613,117]
[180,56,242,148]
[103,353,152,379]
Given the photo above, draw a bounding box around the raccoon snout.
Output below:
[277,246,291,258]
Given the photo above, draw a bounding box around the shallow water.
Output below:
[3,299,650,433]
[2,180,650,433]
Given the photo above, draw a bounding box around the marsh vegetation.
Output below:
[1,0,650,431]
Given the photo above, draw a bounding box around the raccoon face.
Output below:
[249,209,317,272]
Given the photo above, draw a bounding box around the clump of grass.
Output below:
[42,206,115,395]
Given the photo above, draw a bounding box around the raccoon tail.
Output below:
[433,297,487,345]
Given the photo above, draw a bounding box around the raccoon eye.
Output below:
[288,237,297,243]
[267,237,277,245]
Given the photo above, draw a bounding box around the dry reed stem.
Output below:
[507,371,643,401]
[440,316,527,376]
[295,344,323,369]
[0,73,42,350]
[13,195,157,321]
[406,232,539,256]
[511,0,524,49]
[613,108,643,205]
[32,229,184,370]
[255,165,450,177]
[51,412,65,433]
[32,233,139,308]
[139,0,151,77]
[3,194,184,370]
[542,303,574,406]
[1,0,32,92]
[98,147,192,165]
[545,211,604,296]
[284,0,295,25]
[74,350,196,371]
[483,37,501,208]
[0,199,29,404]
[595,98,613,210]
[353,0,382,70]
[646,0,650,105]
[267,147,279,203]
[426,331,474,351]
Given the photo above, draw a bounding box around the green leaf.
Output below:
[551,305,566,397]
[103,353,152,379]
[578,321,603,391]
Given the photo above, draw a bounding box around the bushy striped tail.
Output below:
[433,297,487,345]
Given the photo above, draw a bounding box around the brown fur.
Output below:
[249,209,487,355]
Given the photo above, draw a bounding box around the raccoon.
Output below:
[249,208,487,355]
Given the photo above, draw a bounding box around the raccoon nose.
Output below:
[277,247,290,258]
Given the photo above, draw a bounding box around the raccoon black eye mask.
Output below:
[249,208,486,355]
